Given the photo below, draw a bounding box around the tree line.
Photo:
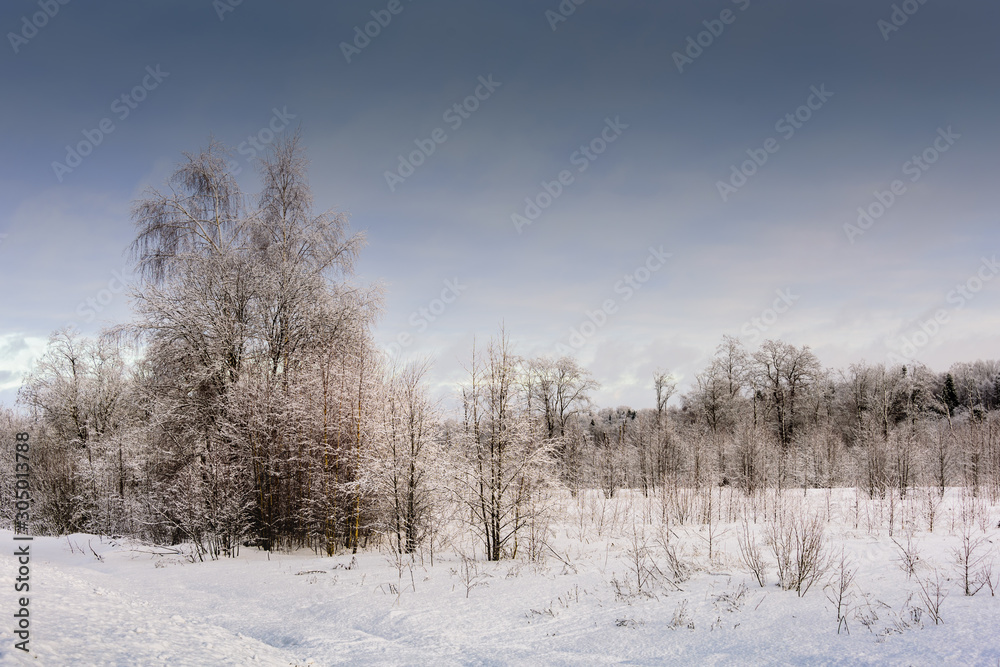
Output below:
[3,137,999,561]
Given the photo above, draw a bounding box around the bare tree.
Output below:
[378,359,439,555]
[125,136,378,554]
[18,329,139,536]
[652,370,678,488]
[751,340,822,450]
[524,356,597,493]
[458,330,555,561]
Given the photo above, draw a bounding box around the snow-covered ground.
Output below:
[3,488,1000,666]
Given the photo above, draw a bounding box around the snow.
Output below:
[3,488,1000,665]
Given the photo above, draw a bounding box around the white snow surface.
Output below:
[2,488,1000,666]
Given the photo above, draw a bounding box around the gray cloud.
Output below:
[2,0,999,409]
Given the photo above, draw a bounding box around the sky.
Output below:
[1,0,999,410]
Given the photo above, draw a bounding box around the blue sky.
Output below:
[2,0,999,409]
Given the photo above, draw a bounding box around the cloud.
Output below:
[0,333,48,396]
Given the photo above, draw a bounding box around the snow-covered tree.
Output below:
[457,330,555,561]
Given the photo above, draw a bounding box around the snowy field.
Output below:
[3,488,1000,666]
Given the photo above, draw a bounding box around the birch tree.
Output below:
[126,135,378,554]
[459,331,555,561]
